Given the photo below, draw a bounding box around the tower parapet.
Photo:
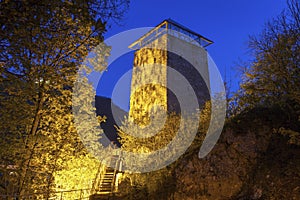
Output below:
[129,19,212,125]
[129,19,213,50]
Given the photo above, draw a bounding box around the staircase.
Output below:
[90,154,122,199]
[98,166,116,194]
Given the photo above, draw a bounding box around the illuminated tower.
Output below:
[128,19,213,124]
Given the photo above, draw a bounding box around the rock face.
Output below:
[173,108,300,200]
[96,107,299,200]
[174,125,272,200]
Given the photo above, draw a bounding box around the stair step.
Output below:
[102,181,113,183]
[92,156,121,196]
[97,191,111,194]
[100,187,111,189]
[99,188,112,191]
[100,187,112,189]
[100,184,112,186]
[99,184,111,187]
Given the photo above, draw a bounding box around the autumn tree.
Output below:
[237,0,300,144]
[0,0,129,198]
[239,0,299,108]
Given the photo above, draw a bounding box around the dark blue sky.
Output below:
[96,0,287,111]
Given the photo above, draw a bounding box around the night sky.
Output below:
[96,0,287,111]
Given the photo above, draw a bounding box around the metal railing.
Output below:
[90,151,123,195]
[1,152,123,199]
[129,19,213,50]
[0,188,92,200]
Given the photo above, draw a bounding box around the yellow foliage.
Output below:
[54,154,100,199]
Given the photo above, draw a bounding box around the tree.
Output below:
[239,0,299,110]
[238,0,300,144]
[0,0,129,197]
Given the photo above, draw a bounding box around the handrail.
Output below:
[91,162,105,194]
[0,188,92,200]
[90,149,123,195]
[111,155,120,193]
[2,154,124,199]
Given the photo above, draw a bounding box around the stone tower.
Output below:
[128,19,212,124]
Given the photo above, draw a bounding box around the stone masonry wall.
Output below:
[129,34,210,124]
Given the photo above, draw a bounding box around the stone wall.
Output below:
[129,34,210,124]
[129,35,168,125]
[167,35,210,113]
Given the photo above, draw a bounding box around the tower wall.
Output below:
[129,34,210,124]
[129,35,168,124]
[167,35,210,113]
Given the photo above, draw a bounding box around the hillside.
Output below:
[95,96,128,147]
[173,107,300,199]
[110,106,300,200]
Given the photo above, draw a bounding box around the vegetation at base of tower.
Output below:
[0,0,129,198]
[116,102,212,199]
[114,1,299,199]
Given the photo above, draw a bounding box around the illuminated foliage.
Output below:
[237,0,300,144]
[0,0,129,197]
[239,0,300,109]
[117,101,212,198]
[54,155,100,199]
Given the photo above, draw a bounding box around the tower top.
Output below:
[128,19,213,50]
